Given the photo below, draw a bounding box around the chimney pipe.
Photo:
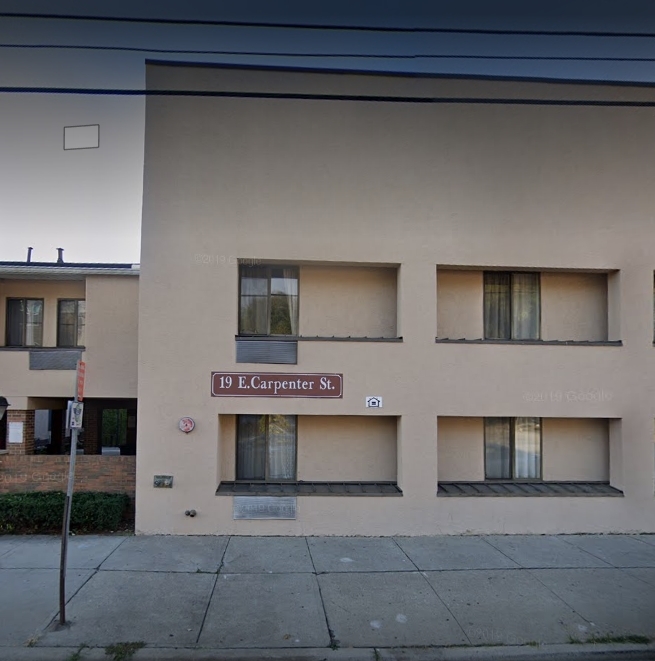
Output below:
[56,248,64,264]
[26,247,33,263]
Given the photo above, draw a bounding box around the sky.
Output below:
[2,1,655,263]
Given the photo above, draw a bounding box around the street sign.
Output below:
[211,372,343,398]
[69,402,84,429]
[76,361,86,401]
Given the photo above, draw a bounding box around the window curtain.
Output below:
[237,415,266,480]
[485,417,511,479]
[6,299,24,346]
[240,268,269,334]
[76,300,86,346]
[25,300,43,346]
[58,300,77,347]
[511,273,540,340]
[267,415,296,480]
[281,268,298,336]
[269,269,298,335]
[484,273,511,339]
[514,417,541,479]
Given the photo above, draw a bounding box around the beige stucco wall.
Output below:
[0,279,85,348]
[542,418,609,481]
[436,270,483,339]
[437,417,485,481]
[136,64,655,535]
[218,414,396,482]
[297,416,396,481]
[541,272,608,341]
[437,417,611,483]
[299,266,397,337]
[84,276,138,398]
[436,270,608,341]
[0,351,80,403]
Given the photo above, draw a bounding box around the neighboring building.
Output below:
[0,259,139,496]
[4,62,655,536]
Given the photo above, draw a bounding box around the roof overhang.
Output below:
[0,263,140,280]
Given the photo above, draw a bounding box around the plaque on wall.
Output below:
[8,422,24,444]
[212,372,343,398]
[233,496,297,520]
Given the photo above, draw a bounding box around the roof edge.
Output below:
[0,262,140,277]
[144,58,655,90]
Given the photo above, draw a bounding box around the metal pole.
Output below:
[59,400,78,625]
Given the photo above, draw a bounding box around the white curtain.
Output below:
[484,273,511,339]
[236,415,266,480]
[514,417,541,479]
[240,268,269,334]
[25,300,43,347]
[485,417,511,479]
[511,273,540,340]
[237,415,296,480]
[267,415,296,480]
[281,268,299,335]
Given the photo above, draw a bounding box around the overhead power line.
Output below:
[4,43,655,61]
[3,11,655,38]
[2,87,655,107]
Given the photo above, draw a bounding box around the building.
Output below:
[3,61,655,535]
[0,259,138,497]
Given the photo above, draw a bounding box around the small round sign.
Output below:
[178,417,195,434]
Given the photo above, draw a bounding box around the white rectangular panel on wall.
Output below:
[233,496,297,520]
[64,124,100,150]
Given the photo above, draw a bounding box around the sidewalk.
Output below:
[1,533,654,660]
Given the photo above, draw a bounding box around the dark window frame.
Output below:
[238,264,299,337]
[57,298,86,348]
[483,271,541,340]
[235,414,298,482]
[483,416,543,481]
[5,297,45,347]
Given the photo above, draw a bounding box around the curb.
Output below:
[1,643,654,661]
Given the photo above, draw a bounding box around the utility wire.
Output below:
[3,11,655,38]
[2,87,655,107]
[3,43,655,61]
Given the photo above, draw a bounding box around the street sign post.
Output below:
[76,361,85,402]
[59,360,85,625]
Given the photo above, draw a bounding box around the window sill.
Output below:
[217,481,403,496]
[0,346,86,351]
[435,338,621,346]
[236,335,402,343]
[437,481,623,497]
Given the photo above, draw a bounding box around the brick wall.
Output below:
[0,455,136,498]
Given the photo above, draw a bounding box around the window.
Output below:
[239,266,298,336]
[484,272,540,340]
[57,299,86,347]
[236,414,297,481]
[485,417,542,480]
[5,298,44,347]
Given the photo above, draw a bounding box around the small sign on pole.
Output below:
[69,402,84,429]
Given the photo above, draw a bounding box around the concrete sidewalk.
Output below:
[1,533,655,660]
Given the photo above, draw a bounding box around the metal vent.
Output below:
[29,350,81,370]
[236,339,297,364]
